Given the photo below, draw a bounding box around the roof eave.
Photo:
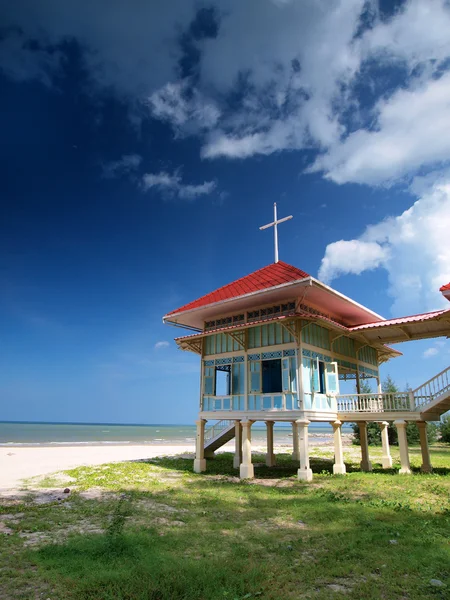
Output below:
[163,277,312,324]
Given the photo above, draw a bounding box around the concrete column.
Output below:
[240,420,254,479]
[377,377,382,394]
[380,421,393,468]
[265,421,276,467]
[417,421,432,473]
[359,422,372,472]
[394,420,411,474]
[233,420,242,469]
[297,419,313,481]
[292,421,300,461]
[193,419,207,473]
[331,420,346,475]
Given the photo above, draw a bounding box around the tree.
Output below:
[439,415,450,443]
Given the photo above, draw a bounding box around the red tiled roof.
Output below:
[440,282,450,292]
[349,309,449,331]
[166,261,310,316]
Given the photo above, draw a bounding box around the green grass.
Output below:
[1,445,449,599]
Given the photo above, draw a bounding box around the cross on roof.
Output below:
[259,203,293,263]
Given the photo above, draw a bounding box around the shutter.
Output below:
[326,362,339,394]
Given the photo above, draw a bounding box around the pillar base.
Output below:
[360,460,372,472]
[297,468,313,481]
[333,464,346,475]
[240,464,254,479]
[421,464,433,473]
[399,467,412,475]
[381,456,393,468]
[193,459,206,473]
[266,454,276,467]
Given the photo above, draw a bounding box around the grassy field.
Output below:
[1,445,449,600]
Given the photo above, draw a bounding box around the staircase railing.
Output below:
[204,419,234,443]
[412,365,450,410]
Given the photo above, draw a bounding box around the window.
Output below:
[303,358,339,395]
[215,366,231,396]
[262,359,282,393]
[203,363,245,396]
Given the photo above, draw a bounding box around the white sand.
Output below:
[0,444,197,492]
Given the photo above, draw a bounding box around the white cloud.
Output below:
[148,81,220,135]
[154,341,170,350]
[102,154,142,178]
[319,240,390,283]
[319,179,450,315]
[423,347,439,359]
[309,71,450,185]
[142,171,216,200]
[0,0,199,97]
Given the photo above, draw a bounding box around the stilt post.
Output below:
[240,420,254,479]
[265,420,276,467]
[380,421,393,468]
[233,420,242,469]
[292,420,300,461]
[394,420,411,474]
[296,419,313,481]
[417,421,432,473]
[358,421,372,472]
[331,419,346,475]
[194,419,207,473]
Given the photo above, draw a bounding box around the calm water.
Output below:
[0,421,351,447]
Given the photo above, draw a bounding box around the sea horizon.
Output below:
[0,420,352,448]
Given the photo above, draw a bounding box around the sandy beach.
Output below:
[0,444,196,492]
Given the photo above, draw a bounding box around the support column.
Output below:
[331,420,346,475]
[417,421,432,473]
[292,421,300,461]
[193,419,207,473]
[297,419,313,481]
[380,421,393,468]
[358,422,372,471]
[265,421,276,467]
[240,420,254,479]
[233,420,242,469]
[394,420,411,474]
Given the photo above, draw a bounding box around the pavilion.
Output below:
[163,205,450,480]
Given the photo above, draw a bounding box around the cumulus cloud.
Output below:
[154,341,170,350]
[310,71,450,185]
[102,154,142,179]
[319,240,390,283]
[142,171,216,200]
[319,179,450,315]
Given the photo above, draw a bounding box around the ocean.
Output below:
[0,421,352,448]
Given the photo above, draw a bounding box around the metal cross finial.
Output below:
[259,203,293,263]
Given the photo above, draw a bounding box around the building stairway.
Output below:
[204,419,235,453]
[412,366,450,418]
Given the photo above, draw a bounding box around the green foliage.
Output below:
[440,415,450,443]
[1,449,448,600]
[351,422,382,446]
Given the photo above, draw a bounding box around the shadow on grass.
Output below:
[152,451,450,479]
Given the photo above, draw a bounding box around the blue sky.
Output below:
[1,0,450,424]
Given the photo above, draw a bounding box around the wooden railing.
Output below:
[411,366,450,410]
[336,392,411,413]
[204,419,234,443]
